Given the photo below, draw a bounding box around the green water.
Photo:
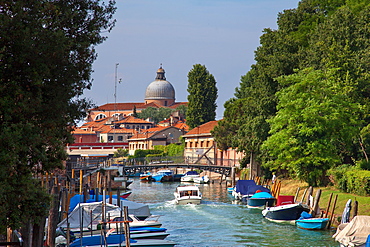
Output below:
[128,179,338,247]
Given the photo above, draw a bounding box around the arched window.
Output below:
[95,113,107,120]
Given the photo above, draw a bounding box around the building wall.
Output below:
[99,132,133,143]
[73,134,98,143]
[184,135,244,167]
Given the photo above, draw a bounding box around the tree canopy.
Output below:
[0,0,116,233]
[213,0,370,185]
[186,64,218,129]
[137,106,187,124]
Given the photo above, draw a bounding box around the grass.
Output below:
[277,179,370,226]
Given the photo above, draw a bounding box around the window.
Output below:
[164,101,167,106]
[118,136,123,141]
[108,136,113,141]
[95,113,107,120]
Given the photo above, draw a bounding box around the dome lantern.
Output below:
[145,65,175,106]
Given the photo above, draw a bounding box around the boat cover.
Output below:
[234,180,257,194]
[250,192,274,199]
[185,171,198,175]
[58,202,122,228]
[69,234,137,247]
[235,181,270,195]
[333,215,370,246]
[68,195,150,218]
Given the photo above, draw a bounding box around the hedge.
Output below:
[328,165,370,196]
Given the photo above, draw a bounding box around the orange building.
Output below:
[183,121,244,167]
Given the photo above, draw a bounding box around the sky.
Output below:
[84,0,300,121]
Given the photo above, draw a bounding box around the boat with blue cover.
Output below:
[180,170,199,182]
[246,191,276,208]
[231,180,271,203]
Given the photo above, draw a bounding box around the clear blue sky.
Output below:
[85,0,300,120]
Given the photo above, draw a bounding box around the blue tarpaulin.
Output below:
[250,192,274,199]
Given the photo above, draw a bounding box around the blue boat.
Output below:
[295,211,329,230]
[247,192,276,208]
[296,218,329,230]
[151,170,174,182]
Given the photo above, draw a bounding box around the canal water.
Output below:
[128,178,338,247]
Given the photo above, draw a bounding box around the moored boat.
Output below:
[193,175,210,184]
[151,170,174,182]
[296,218,329,230]
[174,185,202,205]
[246,191,275,208]
[180,170,199,182]
[262,195,309,223]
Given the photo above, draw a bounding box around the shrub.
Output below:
[328,165,370,196]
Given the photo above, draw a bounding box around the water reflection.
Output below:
[128,178,338,247]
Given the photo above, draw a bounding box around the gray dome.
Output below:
[145,67,175,100]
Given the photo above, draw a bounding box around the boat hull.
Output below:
[247,198,276,208]
[296,218,329,230]
[262,203,308,221]
[175,198,201,205]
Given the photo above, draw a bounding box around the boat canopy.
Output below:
[235,180,270,195]
[58,202,121,228]
[250,192,274,199]
[184,171,198,175]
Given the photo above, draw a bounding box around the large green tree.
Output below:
[0,0,116,237]
[214,0,370,181]
[262,69,363,186]
[186,64,218,129]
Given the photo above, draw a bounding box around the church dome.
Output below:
[145,66,175,101]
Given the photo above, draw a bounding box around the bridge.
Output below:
[120,163,233,177]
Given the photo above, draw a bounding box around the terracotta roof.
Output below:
[116,115,152,124]
[72,128,96,134]
[90,102,187,111]
[173,122,189,132]
[184,121,218,136]
[168,102,188,109]
[100,128,137,134]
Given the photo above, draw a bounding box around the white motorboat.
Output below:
[180,171,200,182]
[174,185,202,205]
[193,175,210,184]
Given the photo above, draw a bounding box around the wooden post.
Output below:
[310,189,321,217]
[327,194,338,229]
[79,170,83,194]
[231,167,236,188]
[352,200,358,219]
[117,188,121,208]
[294,187,300,203]
[300,187,308,203]
[324,193,333,218]
[123,206,131,247]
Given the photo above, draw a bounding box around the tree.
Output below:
[186,64,217,129]
[0,0,116,239]
[132,105,138,117]
[137,107,172,124]
[262,69,363,186]
[113,148,129,158]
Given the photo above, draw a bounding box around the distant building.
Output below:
[128,126,186,155]
[68,66,189,158]
[86,66,187,122]
[183,121,244,167]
